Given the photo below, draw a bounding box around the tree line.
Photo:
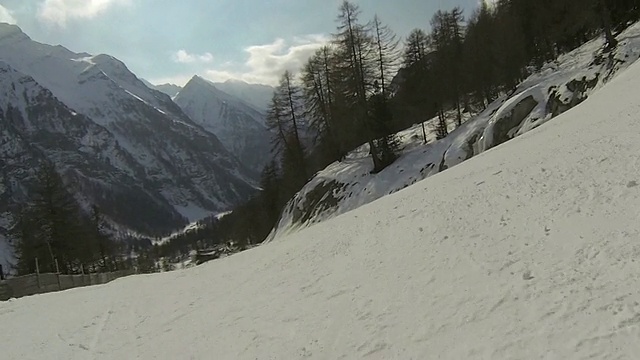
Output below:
[9,163,149,276]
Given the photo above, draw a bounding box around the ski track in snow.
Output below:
[4,37,640,360]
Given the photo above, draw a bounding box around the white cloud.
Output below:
[37,0,131,27]
[204,34,329,85]
[172,50,214,64]
[0,5,17,25]
[481,0,498,7]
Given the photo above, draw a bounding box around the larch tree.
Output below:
[301,46,343,162]
[369,15,401,169]
[334,1,391,172]
[12,163,85,274]
[267,71,308,194]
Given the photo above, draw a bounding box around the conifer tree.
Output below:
[301,46,344,162]
[369,15,401,170]
[12,163,84,274]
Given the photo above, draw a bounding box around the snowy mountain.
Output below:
[174,76,271,174]
[141,80,182,98]
[270,22,640,238]
[142,78,274,113]
[212,79,274,113]
[4,49,640,357]
[0,24,259,263]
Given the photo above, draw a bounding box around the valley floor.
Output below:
[3,47,640,360]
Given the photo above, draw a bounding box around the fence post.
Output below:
[35,258,41,289]
[54,258,61,290]
[0,264,4,280]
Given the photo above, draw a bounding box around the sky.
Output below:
[0,0,482,86]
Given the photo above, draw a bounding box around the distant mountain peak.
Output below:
[0,23,30,43]
[141,79,183,98]
[188,75,219,89]
[174,75,271,174]
[189,74,211,84]
[211,80,275,113]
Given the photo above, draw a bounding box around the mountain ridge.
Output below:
[0,24,261,268]
[174,75,272,175]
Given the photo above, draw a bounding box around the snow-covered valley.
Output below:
[3,27,640,359]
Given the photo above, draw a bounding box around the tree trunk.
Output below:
[369,140,383,173]
[421,121,428,143]
[600,0,618,49]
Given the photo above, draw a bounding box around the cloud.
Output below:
[172,50,214,64]
[480,0,498,7]
[204,34,329,85]
[0,5,17,24]
[37,0,131,27]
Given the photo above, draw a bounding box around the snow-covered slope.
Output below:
[174,76,271,173]
[4,52,640,358]
[212,79,274,113]
[0,24,258,241]
[271,23,640,238]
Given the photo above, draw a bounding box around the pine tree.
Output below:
[396,28,435,142]
[403,29,429,68]
[266,71,309,194]
[259,161,281,226]
[431,8,465,127]
[301,46,344,162]
[464,2,498,107]
[266,93,291,157]
[11,206,42,275]
[598,0,618,49]
[90,205,116,272]
[334,1,389,171]
[12,163,85,274]
[369,15,401,171]
[278,70,308,180]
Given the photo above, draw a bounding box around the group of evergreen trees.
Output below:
[10,163,126,275]
[269,1,403,176]
[397,0,639,131]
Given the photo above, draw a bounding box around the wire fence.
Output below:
[0,266,135,301]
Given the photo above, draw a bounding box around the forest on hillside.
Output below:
[154,0,640,261]
[9,0,640,274]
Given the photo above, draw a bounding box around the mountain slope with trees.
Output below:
[271,16,640,237]
[157,0,640,253]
